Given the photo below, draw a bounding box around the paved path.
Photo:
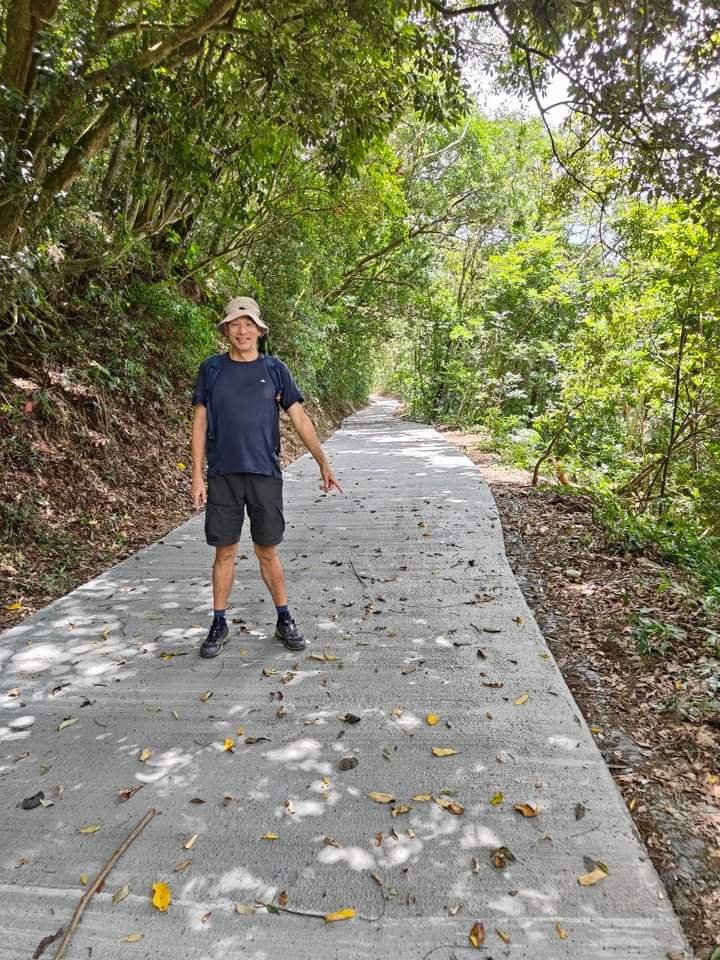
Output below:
[1,399,690,959]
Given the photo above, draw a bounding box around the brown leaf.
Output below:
[490,846,516,868]
[577,866,608,886]
[368,791,395,804]
[118,784,144,802]
[278,890,289,907]
[434,796,465,815]
[32,926,63,959]
[201,911,211,924]
[200,690,213,702]
[374,832,383,847]
[468,921,486,948]
[514,802,541,817]
[323,836,342,848]
[174,859,192,872]
[390,804,412,817]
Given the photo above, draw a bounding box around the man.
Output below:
[191,296,342,658]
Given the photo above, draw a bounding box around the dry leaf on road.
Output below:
[324,908,356,923]
[151,881,171,912]
[431,747,458,757]
[468,921,486,947]
[368,791,396,804]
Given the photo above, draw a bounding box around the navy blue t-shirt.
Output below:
[192,354,304,479]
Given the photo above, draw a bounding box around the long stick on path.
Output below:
[52,808,157,960]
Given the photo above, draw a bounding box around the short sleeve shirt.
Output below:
[192,354,303,479]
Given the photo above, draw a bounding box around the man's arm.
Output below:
[191,404,208,507]
[286,402,343,493]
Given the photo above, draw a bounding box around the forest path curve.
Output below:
[0,397,690,959]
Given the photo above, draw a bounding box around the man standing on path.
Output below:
[191,296,343,658]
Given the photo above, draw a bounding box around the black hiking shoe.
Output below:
[275,616,306,651]
[200,617,228,658]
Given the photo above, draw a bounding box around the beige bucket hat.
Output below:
[217,296,268,334]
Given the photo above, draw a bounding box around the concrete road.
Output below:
[0,399,691,959]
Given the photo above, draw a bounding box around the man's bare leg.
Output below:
[253,543,288,605]
[213,543,239,610]
[254,543,305,650]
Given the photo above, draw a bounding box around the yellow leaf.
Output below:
[176,462,186,470]
[514,802,541,817]
[367,791,396,804]
[151,881,171,912]
[113,883,130,906]
[426,713,439,726]
[79,822,102,834]
[183,834,199,850]
[80,874,88,885]
[555,922,568,939]
[431,747,458,757]
[390,804,412,817]
[323,908,356,923]
[496,929,512,944]
[577,867,608,886]
[138,747,152,762]
[412,794,433,802]
[514,692,529,706]
[234,903,256,915]
[490,791,504,806]
[590,725,602,734]
[261,833,279,840]
[391,706,403,718]
[6,601,23,611]
[223,737,235,752]
[118,933,144,943]
[468,921,486,947]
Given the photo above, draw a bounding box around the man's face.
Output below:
[226,315,259,350]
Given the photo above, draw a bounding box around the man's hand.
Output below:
[192,476,207,509]
[320,463,343,494]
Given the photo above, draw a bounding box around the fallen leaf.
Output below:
[371,872,384,886]
[368,791,395,804]
[112,883,130,906]
[118,933,143,942]
[426,713,439,726]
[514,692,529,706]
[151,881,171,911]
[323,908,356,923]
[496,928,512,943]
[390,804,412,817]
[118,784,143,802]
[80,874,88,885]
[7,687,21,698]
[434,796,465,815]
[57,717,78,731]
[177,462,186,470]
[138,748,152,762]
[490,791,504,806]
[79,822,102,834]
[189,797,205,804]
[469,921,486,948]
[174,859,192,872]
[6,601,23,612]
[261,833,279,840]
[234,903,256,915]
[431,747,458,757]
[555,922,568,939]
[32,926,64,958]
[391,706,403,718]
[262,668,279,677]
[278,890,289,907]
[471,858,481,874]
[412,793,433,802]
[577,867,608,886]
[284,800,296,815]
[308,653,338,661]
[201,911,211,923]
[514,802,541,817]
[490,846,515,868]
[323,836,342,847]
[375,832,383,846]
[200,690,213,703]
[183,834,199,850]
[172,710,180,720]
[223,737,235,752]
[339,713,361,724]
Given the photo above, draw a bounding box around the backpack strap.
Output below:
[264,355,284,408]
[203,354,223,439]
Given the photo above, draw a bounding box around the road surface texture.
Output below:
[1,399,690,959]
